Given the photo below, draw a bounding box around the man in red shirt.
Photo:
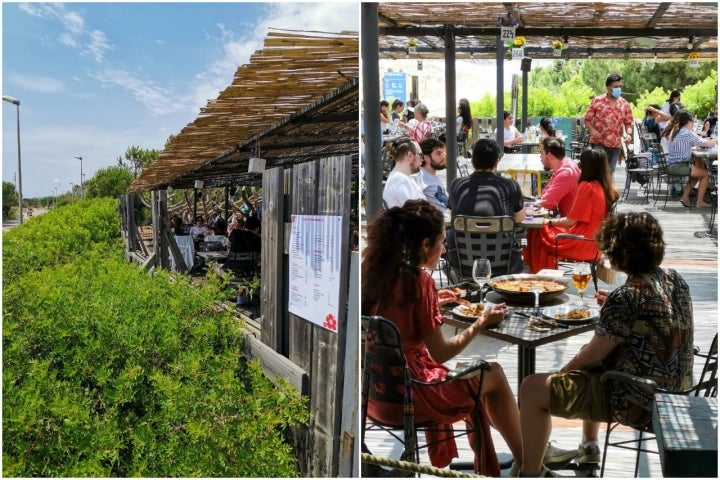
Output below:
[538,137,581,217]
[584,73,634,175]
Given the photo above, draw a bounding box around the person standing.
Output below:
[456,98,472,154]
[382,136,426,209]
[537,137,581,217]
[659,90,681,132]
[419,137,449,214]
[583,73,634,174]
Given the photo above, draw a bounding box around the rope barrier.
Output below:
[361,453,484,478]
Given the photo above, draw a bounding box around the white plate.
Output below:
[542,305,600,324]
[451,303,491,320]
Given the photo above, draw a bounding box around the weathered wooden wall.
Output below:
[119,155,357,477]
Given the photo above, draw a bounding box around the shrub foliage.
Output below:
[3,199,309,477]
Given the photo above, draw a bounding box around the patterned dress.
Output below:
[598,267,694,428]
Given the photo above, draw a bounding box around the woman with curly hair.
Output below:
[362,200,576,476]
[517,211,693,476]
[523,148,619,273]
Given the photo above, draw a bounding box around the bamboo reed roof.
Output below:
[377,2,718,60]
[130,29,359,192]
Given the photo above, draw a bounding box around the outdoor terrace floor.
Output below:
[362,160,718,477]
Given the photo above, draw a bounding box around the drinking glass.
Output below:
[472,259,492,303]
[572,262,592,305]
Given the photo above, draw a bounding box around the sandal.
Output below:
[679,198,692,208]
[696,202,712,208]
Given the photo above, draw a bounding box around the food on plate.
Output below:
[459,303,485,317]
[437,287,471,306]
[553,308,591,320]
[492,279,566,293]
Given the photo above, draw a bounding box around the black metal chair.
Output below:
[360,315,491,477]
[449,215,518,282]
[227,251,258,277]
[599,333,718,477]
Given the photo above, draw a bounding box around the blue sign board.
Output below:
[382,72,407,103]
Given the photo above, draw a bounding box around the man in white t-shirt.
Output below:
[382,137,426,209]
[419,137,449,214]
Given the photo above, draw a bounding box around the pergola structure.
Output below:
[362,2,718,219]
[131,29,359,192]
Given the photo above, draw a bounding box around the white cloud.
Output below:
[5,72,66,94]
[88,69,190,116]
[86,30,112,63]
[259,3,358,34]
[18,3,110,63]
[184,3,357,115]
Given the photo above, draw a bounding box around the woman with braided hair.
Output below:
[362,199,522,476]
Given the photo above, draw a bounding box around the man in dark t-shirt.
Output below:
[228,215,261,254]
[447,139,525,276]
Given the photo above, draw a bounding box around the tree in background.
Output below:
[117,146,158,178]
[468,59,716,121]
[84,165,135,199]
[3,181,18,220]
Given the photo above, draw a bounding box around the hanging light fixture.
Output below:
[587,48,593,60]
[687,36,694,49]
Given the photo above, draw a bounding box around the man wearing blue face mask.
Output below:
[583,73,634,176]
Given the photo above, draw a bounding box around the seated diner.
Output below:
[523,148,618,273]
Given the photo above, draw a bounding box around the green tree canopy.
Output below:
[118,146,158,178]
[3,181,18,220]
[85,165,134,199]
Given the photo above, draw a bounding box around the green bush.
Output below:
[2,198,123,284]
[3,199,309,477]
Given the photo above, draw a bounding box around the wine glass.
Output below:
[572,262,592,306]
[472,259,492,303]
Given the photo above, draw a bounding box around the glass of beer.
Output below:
[572,262,592,305]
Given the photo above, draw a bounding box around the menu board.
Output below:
[288,214,342,332]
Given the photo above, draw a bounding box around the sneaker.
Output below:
[575,442,601,465]
[543,442,577,469]
[518,465,558,477]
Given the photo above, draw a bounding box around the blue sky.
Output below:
[2,2,358,198]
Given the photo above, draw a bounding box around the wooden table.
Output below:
[652,393,718,478]
[443,290,597,391]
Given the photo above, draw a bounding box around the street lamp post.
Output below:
[74,156,83,199]
[3,95,22,223]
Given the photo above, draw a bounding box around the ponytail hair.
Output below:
[661,109,692,141]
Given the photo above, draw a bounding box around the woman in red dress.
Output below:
[523,149,619,273]
[361,199,521,476]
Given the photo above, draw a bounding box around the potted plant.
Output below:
[236,276,261,306]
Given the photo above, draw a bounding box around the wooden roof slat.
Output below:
[130,29,358,192]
